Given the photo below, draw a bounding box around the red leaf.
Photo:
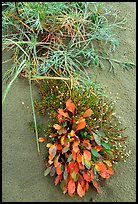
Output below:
[56,144,62,150]
[77,182,85,197]
[92,180,100,193]
[58,108,70,118]
[76,121,86,132]
[56,163,62,175]
[83,149,91,161]
[90,168,94,180]
[79,162,85,170]
[83,170,91,182]
[58,114,63,122]
[74,162,79,174]
[83,140,91,150]
[68,179,76,195]
[83,169,94,181]
[55,174,62,185]
[69,161,75,171]
[66,100,75,115]
[95,146,103,152]
[49,144,57,157]
[50,133,57,137]
[53,124,62,130]
[83,108,93,117]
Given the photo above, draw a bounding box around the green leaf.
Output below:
[71,171,79,181]
[94,167,97,175]
[101,141,110,149]
[62,147,69,153]
[60,180,66,191]
[84,159,91,170]
[61,164,65,172]
[93,132,101,146]
[97,130,105,137]
[91,148,101,158]
[63,169,68,180]
[50,166,56,176]
[67,154,72,162]
[63,121,67,127]
[44,166,52,176]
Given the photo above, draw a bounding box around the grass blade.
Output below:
[2,59,26,105]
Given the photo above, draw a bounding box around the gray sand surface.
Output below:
[2,2,136,202]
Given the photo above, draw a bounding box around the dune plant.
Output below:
[33,78,129,197]
[2,2,135,84]
[2,2,132,164]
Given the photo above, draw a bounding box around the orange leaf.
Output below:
[83,108,93,117]
[68,179,76,195]
[56,163,62,175]
[55,174,62,185]
[83,149,91,161]
[49,144,57,157]
[38,137,46,143]
[54,155,60,167]
[106,167,114,175]
[72,150,77,161]
[92,180,100,193]
[58,108,70,118]
[77,182,85,197]
[66,100,75,115]
[73,141,80,153]
[85,181,89,192]
[100,171,110,178]
[103,160,112,167]
[95,162,106,173]
[77,153,82,163]
[53,124,62,130]
[76,121,86,132]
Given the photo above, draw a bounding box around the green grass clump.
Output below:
[2,2,135,87]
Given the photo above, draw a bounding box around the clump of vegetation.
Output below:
[34,79,129,197]
[2,2,132,197]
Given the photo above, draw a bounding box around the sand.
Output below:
[2,2,136,202]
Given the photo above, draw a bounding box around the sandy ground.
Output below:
[2,2,136,202]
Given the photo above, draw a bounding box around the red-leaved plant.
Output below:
[44,99,114,197]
